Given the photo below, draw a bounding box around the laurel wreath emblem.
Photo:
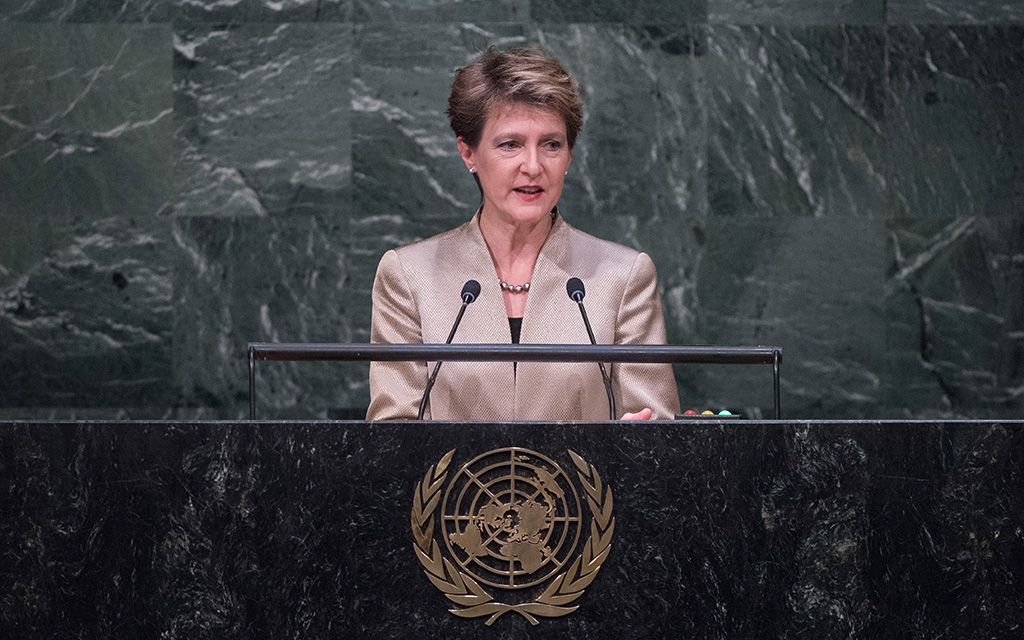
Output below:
[411,449,614,626]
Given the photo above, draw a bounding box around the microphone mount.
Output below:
[566,277,616,420]
[418,279,480,420]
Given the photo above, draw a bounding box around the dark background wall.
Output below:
[0,1,1021,420]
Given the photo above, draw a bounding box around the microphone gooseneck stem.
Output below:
[418,298,470,420]
[445,302,469,344]
[575,299,616,421]
[417,363,442,421]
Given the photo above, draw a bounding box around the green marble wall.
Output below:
[0,1,1021,420]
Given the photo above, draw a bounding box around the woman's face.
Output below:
[457,103,572,229]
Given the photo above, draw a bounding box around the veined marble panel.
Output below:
[885,25,1024,220]
[531,0,706,24]
[0,0,350,23]
[173,0,350,22]
[0,216,174,407]
[0,406,248,420]
[694,217,888,418]
[0,24,173,231]
[889,0,1024,24]
[0,0,169,22]
[0,24,174,409]
[706,25,887,218]
[354,0,527,22]
[173,23,352,219]
[709,0,884,25]
[172,215,363,418]
[885,216,1024,417]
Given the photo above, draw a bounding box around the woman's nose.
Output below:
[520,147,541,176]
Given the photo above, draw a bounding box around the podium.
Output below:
[2,419,1022,638]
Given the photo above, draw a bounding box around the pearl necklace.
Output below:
[499,279,530,293]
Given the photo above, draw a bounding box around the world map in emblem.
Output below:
[441,447,583,589]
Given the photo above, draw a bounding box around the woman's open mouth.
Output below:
[514,186,544,201]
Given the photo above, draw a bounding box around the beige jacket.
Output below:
[366,212,680,421]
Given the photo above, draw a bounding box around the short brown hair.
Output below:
[447,47,583,149]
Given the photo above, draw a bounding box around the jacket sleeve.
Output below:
[366,249,428,420]
[611,252,681,420]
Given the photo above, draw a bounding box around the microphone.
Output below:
[566,277,616,420]
[418,280,480,420]
[458,279,481,305]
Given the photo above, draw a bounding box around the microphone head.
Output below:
[566,277,585,302]
[461,279,481,303]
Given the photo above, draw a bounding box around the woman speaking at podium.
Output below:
[367,47,680,422]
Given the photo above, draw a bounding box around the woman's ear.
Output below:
[456,136,475,172]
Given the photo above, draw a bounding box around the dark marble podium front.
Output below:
[2,420,1022,639]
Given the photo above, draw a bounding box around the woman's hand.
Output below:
[620,408,653,421]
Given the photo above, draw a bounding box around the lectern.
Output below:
[2,344,1021,638]
[2,419,1022,638]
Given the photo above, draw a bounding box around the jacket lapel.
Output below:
[453,212,512,345]
[521,213,585,345]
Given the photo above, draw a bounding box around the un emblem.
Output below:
[411,448,614,625]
